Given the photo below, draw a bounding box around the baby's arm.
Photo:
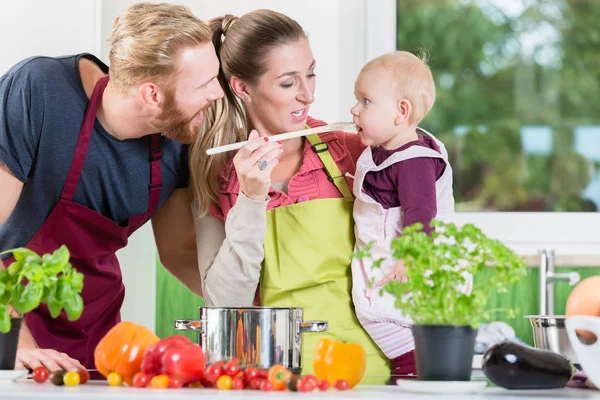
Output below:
[395,157,438,233]
[377,157,438,286]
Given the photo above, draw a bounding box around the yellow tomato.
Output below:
[63,371,80,386]
[150,374,170,389]
[216,375,233,390]
[107,372,124,386]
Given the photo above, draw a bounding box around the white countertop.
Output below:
[0,380,598,400]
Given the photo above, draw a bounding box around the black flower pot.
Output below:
[412,324,476,381]
[0,318,22,370]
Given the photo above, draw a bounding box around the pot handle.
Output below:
[174,319,205,335]
[298,320,328,333]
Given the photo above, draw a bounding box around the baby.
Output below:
[349,51,455,377]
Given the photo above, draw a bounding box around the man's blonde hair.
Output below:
[362,50,436,125]
[108,2,212,93]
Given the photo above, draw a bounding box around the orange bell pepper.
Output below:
[313,338,366,388]
[94,321,159,386]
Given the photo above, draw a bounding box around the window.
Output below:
[370,0,600,259]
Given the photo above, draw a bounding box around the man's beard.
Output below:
[151,90,202,144]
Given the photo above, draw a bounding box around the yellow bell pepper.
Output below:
[313,338,366,388]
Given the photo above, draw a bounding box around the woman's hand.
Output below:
[233,130,283,201]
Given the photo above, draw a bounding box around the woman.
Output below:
[189,10,391,384]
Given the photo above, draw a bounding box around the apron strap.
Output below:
[61,75,110,201]
[305,134,353,200]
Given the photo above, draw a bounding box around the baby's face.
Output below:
[350,67,400,148]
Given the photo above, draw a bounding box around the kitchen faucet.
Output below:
[538,249,580,315]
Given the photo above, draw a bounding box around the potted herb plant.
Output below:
[0,245,84,369]
[356,220,527,381]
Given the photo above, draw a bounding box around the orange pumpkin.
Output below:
[94,321,159,385]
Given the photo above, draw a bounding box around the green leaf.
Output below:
[0,304,10,333]
[70,271,84,293]
[64,293,83,321]
[0,248,41,264]
[41,246,70,274]
[12,282,44,314]
[46,285,62,319]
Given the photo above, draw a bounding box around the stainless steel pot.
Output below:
[526,315,579,365]
[174,306,327,373]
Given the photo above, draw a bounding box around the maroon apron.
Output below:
[3,76,163,368]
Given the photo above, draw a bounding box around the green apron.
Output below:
[259,134,391,385]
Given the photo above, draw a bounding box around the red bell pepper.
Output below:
[140,335,206,384]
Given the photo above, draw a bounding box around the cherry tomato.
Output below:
[303,374,318,390]
[132,372,149,388]
[334,379,350,390]
[243,367,259,383]
[258,369,269,379]
[318,380,330,391]
[77,369,90,385]
[201,372,221,388]
[216,375,233,390]
[32,366,49,383]
[50,371,65,386]
[297,379,314,392]
[224,363,241,378]
[150,374,170,389]
[205,364,224,378]
[232,378,245,390]
[248,378,263,390]
[107,372,123,386]
[63,371,80,386]
[260,379,273,391]
[169,377,184,388]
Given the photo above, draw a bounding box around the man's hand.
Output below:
[377,260,409,286]
[16,348,84,372]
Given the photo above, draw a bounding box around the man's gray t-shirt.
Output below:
[0,54,189,257]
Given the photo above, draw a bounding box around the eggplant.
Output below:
[482,341,575,389]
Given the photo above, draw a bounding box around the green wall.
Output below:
[155,261,600,346]
[155,261,204,343]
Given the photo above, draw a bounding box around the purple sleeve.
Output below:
[392,157,438,234]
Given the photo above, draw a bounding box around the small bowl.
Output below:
[566,316,600,389]
[525,315,579,365]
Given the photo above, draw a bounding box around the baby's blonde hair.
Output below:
[361,50,435,125]
[108,2,212,94]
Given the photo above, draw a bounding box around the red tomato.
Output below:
[205,364,224,377]
[297,379,314,392]
[248,378,263,390]
[260,380,273,391]
[303,374,318,390]
[77,369,90,385]
[201,372,221,388]
[224,363,241,378]
[232,378,245,390]
[334,379,350,390]
[318,380,330,391]
[132,372,149,388]
[161,344,206,384]
[243,367,259,383]
[32,367,49,383]
[169,377,184,388]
